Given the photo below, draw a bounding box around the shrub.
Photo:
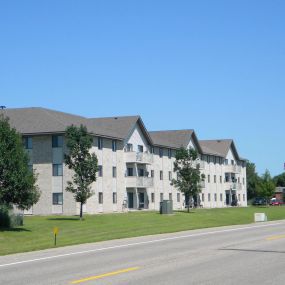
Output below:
[0,204,23,228]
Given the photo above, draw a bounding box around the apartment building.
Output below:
[3,107,247,215]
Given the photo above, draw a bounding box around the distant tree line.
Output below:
[246,161,285,201]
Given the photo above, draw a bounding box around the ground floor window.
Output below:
[113,192,117,204]
[99,192,103,204]
[160,193,163,202]
[151,193,155,203]
[169,193,172,200]
[208,193,211,202]
[202,193,204,202]
[220,193,223,202]
[177,193,180,202]
[52,193,63,205]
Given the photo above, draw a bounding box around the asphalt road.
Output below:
[1,220,285,285]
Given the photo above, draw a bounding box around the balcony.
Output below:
[125,176,154,188]
[125,151,153,164]
[224,164,241,173]
[224,182,242,191]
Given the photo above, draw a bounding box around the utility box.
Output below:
[254,213,267,222]
[160,200,173,214]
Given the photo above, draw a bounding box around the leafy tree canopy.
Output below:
[0,114,40,210]
[172,147,205,212]
[64,125,98,219]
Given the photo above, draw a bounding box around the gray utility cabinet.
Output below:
[160,200,173,214]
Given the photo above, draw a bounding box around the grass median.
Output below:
[1,206,285,256]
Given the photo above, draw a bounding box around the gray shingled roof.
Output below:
[88,116,140,140]
[3,107,88,135]
[2,108,152,142]
[199,139,242,160]
[149,130,203,152]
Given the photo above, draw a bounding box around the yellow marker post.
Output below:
[53,227,59,246]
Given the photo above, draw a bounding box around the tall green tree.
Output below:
[256,169,275,203]
[273,172,285,187]
[246,161,260,200]
[172,147,205,213]
[64,125,98,220]
[0,114,40,211]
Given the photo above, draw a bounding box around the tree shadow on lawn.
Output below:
[47,217,80,221]
[0,227,31,232]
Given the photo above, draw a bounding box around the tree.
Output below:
[64,125,98,220]
[0,114,40,211]
[273,172,285,187]
[256,169,275,203]
[246,161,260,199]
[172,147,205,213]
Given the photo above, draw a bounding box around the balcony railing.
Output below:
[224,182,242,190]
[125,151,153,164]
[224,165,241,173]
[125,176,154,188]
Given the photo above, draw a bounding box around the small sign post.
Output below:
[53,227,59,246]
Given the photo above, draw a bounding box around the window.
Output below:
[138,168,144,177]
[160,171,163,180]
[224,159,228,165]
[160,193,163,202]
[220,193,223,202]
[98,137,103,150]
[243,178,245,185]
[169,193,172,200]
[202,193,205,202]
[238,177,240,183]
[151,193,155,203]
[231,160,234,165]
[208,193,211,202]
[243,194,245,201]
[98,165,103,177]
[150,147,155,154]
[168,171,172,181]
[112,167,116,178]
[53,164,63,176]
[99,192,103,204]
[113,192,117,204]
[127,167,133,176]
[112,140,117,152]
[177,193,181,202]
[214,175,216,183]
[138,145,143,153]
[126,143,133,152]
[168,148,172,159]
[52,135,63,148]
[208,175,210,183]
[159,148,163,158]
[151,170,154,178]
[207,156,210,163]
[214,157,217,164]
[220,176,222,183]
[238,194,241,201]
[52,193,63,205]
[23,137,32,149]
[214,193,217,201]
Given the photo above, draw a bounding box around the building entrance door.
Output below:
[226,193,230,205]
[127,192,134,208]
[139,192,144,209]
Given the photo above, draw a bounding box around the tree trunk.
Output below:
[80,202,83,220]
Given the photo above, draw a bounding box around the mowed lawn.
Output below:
[1,207,285,256]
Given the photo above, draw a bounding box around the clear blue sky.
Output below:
[1,0,284,176]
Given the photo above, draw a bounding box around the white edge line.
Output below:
[0,222,281,268]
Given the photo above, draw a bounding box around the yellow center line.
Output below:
[266,234,285,241]
[71,267,140,284]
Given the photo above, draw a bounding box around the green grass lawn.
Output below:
[1,206,285,256]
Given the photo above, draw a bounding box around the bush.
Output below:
[0,204,23,228]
